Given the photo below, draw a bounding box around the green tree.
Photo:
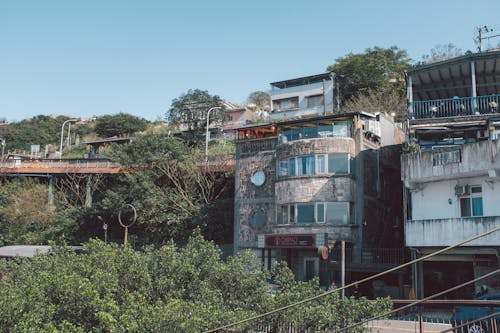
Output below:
[247,90,271,110]
[0,115,64,152]
[94,113,149,138]
[343,88,407,122]
[102,133,233,244]
[0,234,391,332]
[166,89,226,144]
[0,178,81,245]
[327,46,411,105]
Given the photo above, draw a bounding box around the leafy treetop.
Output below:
[94,113,150,138]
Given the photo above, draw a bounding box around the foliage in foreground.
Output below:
[0,233,391,333]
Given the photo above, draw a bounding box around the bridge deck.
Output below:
[0,160,123,174]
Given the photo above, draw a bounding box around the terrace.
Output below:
[407,50,500,121]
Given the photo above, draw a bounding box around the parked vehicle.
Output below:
[451,294,500,333]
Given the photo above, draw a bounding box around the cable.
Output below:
[203,225,500,333]
[333,268,500,332]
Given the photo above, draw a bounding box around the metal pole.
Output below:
[60,119,77,158]
[0,138,5,161]
[205,107,221,162]
[341,240,345,299]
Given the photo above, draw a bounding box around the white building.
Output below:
[403,51,500,299]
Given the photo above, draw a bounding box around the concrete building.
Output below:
[402,50,500,299]
[234,74,406,297]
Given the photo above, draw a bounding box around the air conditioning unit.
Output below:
[455,185,470,196]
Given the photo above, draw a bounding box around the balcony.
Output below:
[409,94,499,120]
[401,140,500,186]
[270,81,324,96]
[405,216,500,247]
[270,106,325,120]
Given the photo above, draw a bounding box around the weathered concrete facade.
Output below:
[234,110,405,290]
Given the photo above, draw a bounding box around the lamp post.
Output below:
[205,106,221,162]
[0,138,5,161]
[60,119,78,158]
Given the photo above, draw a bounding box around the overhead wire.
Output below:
[203,225,500,333]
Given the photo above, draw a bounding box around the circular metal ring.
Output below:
[118,203,137,228]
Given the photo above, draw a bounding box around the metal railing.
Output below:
[329,248,407,265]
[409,94,500,119]
[0,159,121,170]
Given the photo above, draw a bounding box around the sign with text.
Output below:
[264,234,316,248]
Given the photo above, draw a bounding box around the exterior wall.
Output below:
[402,140,500,186]
[411,176,500,220]
[405,216,500,246]
[270,81,334,117]
[234,140,276,250]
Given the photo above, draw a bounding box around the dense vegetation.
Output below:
[0,234,391,332]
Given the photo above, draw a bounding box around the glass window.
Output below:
[317,155,326,174]
[317,203,325,223]
[278,160,288,178]
[289,205,295,223]
[296,155,315,175]
[307,95,323,108]
[332,121,351,137]
[326,202,349,224]
[328,153,349,174]
[303,126,318,139]
[460,186,483,217]
[289,158,295,176]
[273,97,298,111]
[297,204,315,224]
[317,124,334,138]
[277,205,288,224]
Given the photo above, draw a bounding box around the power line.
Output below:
[203,225,500,333]
[333,268,500,332]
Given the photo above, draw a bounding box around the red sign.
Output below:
[264,234,316,248]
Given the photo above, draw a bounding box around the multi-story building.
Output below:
[402,50,500,299]
[234,74,406,297]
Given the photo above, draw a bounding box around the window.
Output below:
[289,158,296,176]
[297,204,315,223]
[317,155,326,174]
[307,95,323,108]
[296,155,315,176]
[317,203,325,223]
[332,121,351,137]
[460,185,483,217]
[276,154,350,178]
[277,205,288,224]
[278,160,288,178]
[276,202,350,225]
[325,202,350,224]
[273,97,298,111]
[328,153,349,174]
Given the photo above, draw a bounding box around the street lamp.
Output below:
[205,106,221,162]
[59,119,78,158]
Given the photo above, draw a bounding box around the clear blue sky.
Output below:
[1,0,500,122]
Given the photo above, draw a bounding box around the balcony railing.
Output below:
[330,247,407,265]
[270,106,325,120]
[409,94,500,120]
[405,216,500,247]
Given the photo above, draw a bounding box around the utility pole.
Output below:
[477,26,491,52]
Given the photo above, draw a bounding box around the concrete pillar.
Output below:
[48,175,54,207]
[85,175,93,207]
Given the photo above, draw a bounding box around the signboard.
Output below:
[264,234,316,249]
